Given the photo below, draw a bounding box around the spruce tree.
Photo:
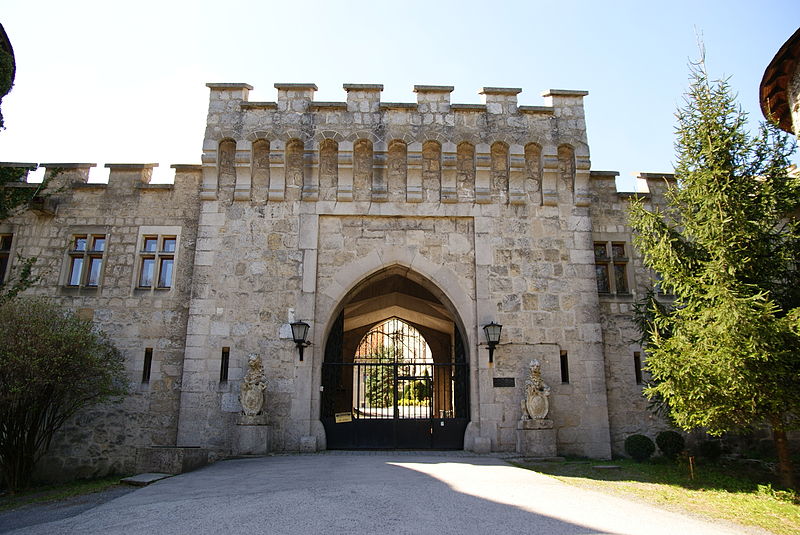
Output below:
[629,56,800,487]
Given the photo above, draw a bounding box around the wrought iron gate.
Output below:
[321,315,469,449]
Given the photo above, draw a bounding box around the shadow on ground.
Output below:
[517,457,796,496]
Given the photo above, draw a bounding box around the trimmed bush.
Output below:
[625,434,656,462]
[656,431,685,459]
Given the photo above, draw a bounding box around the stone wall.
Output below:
[0,80,682,479]
[1,163,200,481]
[175,82,612,458]
[588,171,674,455]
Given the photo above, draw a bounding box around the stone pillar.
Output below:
[372,141,388,202]
[541,89,590,207]
[516,419,557,457]
[344,83,383,113]
[406,142,423,202]
[508,144,526,205]
[236,424,271,455]
[203,83,253,201]
[441,142,458,203]
[106,163,157,193]
[302,142,319,202]
[170,164,203,192]
[574,153,591,207]
[480,87,521,115]
[414,84,453,114]
[40,162,95,188]
[200,139,218,201]
[337,141,354,202]
[274,82,317,113]
[233,140,252,201]
[541,149,559,207]
[268,140,286,201]
[541,89,589,113]
[640,172,677,206]
[475,143,492,203]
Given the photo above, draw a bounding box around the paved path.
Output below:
[3,453,759,535]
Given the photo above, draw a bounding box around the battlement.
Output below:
[0,162,202,202]
[202,82,593,206]
[0,83,603,207]
[206,82,586,113]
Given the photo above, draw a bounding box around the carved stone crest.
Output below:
[521,359,550,420]
[240,354,267,418]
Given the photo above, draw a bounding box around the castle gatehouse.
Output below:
[0,82,672,478]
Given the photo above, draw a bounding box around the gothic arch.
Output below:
[316,263,473,450]
[318,261,474,351]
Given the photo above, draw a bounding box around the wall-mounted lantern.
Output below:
[290,321,311,361]
[483,322,502,364]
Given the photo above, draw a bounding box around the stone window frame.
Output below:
[135,343,162,392]
[592,233,633,296]
[134,226,181,293]
[633,351,643,385]
[0,230,14,286]
[59,226,110,294]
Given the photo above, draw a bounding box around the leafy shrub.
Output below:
[698,440,722,461]
[397,398,428,407]
[402,380,431,402]
[625,434,655,462]
[0,298,126,492]
[656,430,685,459]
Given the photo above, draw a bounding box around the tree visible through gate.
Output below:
[322,316,469,449]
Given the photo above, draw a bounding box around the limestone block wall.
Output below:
[0,78,669,471]
[176,197,307,453]
[1,163,200,481]
[176,81,612,458]
[588,171,674,455]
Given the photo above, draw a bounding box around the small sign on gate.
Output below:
[335,412,353,423]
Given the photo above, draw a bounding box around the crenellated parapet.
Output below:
[200,82,592,206]
[0,162,203,206]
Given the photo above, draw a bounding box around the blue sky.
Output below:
[1,0,798,189]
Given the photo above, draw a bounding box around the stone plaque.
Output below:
[493,377,515,388]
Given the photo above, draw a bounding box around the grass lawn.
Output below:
[516,458,800,535]
[0,476,127,512]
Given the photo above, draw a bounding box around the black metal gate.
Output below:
[321,315,469,449]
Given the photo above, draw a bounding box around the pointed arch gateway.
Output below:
[321,267,470,449]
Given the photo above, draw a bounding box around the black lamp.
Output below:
[290,321,311,361]
[483,322,502,364]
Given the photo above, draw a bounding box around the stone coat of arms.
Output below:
[240,354,267,417]
[521,359,550,420]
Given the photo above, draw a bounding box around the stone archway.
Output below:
[319,267,470,449]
